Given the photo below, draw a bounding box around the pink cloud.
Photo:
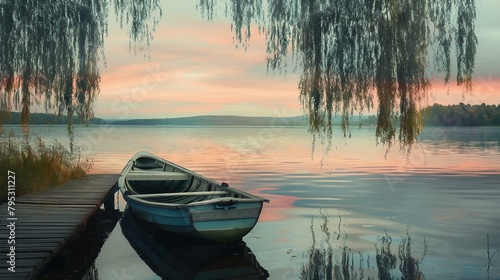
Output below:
[427,78,500,106]
[96,2,500,119]
[96,17,303,118]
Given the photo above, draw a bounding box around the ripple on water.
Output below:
[13,125,500,279]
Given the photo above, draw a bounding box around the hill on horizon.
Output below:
[109,115,311,126]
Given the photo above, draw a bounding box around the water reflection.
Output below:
[301,213,425,280]
[6,126,500,278]
[39,208,122,280]
[119,207,269,279]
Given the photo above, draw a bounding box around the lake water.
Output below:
[5,125,500,279]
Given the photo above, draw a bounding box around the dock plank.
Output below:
[0,174,117,280]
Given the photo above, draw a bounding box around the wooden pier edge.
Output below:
[0,174,118,280]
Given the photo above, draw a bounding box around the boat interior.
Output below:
[124,156,247,204]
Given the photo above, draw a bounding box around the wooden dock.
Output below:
[0,174,118,280]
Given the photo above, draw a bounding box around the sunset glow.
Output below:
[95,1,500,119]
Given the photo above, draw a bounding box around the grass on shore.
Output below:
[0,130,93,203]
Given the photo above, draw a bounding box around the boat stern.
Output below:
[188,201,264,242]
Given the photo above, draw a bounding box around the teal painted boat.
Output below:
[118,151,269,242]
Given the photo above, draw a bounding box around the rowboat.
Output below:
[118,151,269,242]
[121,207,269,279]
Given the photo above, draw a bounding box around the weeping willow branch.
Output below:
[0,0,107,151]
[0,0,162,152]
[113,0,162,56]
[199,0,478,156]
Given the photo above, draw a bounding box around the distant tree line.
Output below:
[422,103,500,126]
[1,112,106,125]
[4,103,500,127]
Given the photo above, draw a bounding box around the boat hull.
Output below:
[124,195,264,242]
[119,151,268,242]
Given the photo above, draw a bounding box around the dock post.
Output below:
[104,183,118,212]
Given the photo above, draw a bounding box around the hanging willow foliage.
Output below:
[0,0,162,152]
[0,0,108,151]
[198,0,477,155]
[199,0,264,50]
[113,0,162,55]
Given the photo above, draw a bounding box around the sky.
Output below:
[95,0,500,119]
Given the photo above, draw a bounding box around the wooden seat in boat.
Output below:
[127,171,189,181]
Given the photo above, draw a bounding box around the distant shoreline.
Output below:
[3,103,500,127]
[1,112,376,127]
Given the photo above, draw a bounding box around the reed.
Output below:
[0,130,93,203]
